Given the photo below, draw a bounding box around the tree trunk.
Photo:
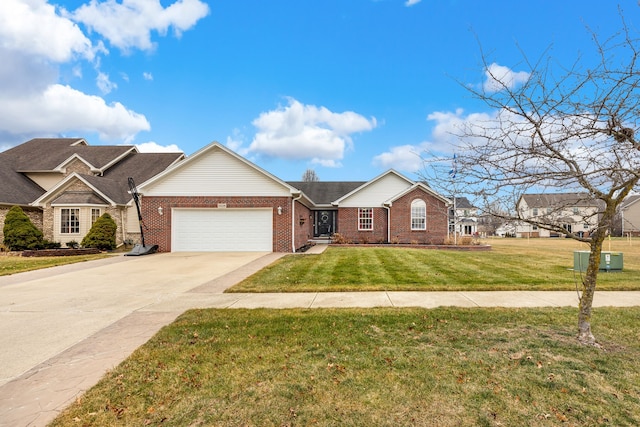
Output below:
[577,233,605,347]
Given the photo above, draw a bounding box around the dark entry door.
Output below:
[315,210,336,237]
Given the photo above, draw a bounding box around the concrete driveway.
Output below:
[0,251,279,426]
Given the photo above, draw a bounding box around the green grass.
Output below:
[228,238,640,292]
[0,253,109,276]
[50,307,640,426]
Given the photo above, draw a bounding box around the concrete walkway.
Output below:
[1,244,640,426]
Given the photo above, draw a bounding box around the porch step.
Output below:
[310,238,332,244]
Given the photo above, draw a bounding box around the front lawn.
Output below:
[228,238,640,292]
[0,253,109,276]
[50,307,640,426]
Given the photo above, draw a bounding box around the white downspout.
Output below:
[384,203,391,243]
[292,193,302,253]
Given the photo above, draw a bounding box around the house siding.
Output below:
[143,149,291,197]
[141,196,294,252]
[338,173,411,207]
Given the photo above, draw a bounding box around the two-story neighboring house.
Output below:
[515,193,602,238]
[617,193,640,236]
[449,197,478,236]
[0,138,184,248]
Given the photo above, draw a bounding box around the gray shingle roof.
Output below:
[0,138,183,206]
[0,156,46,206]
[521,193,600,208]
[287,181,367,205]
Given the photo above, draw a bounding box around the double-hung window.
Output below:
[358,208,373,230]
[411,199,426,230]
[61,208,80,234]
[91,208,101,225]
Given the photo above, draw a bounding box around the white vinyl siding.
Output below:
[172,208,272,252]
[143,149,291,197]
[339,173,412,207]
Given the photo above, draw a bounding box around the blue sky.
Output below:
[1,0,637,181]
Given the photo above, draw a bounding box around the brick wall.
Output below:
[337,207,389,243]
[334,188,449,245]
[141,196,295,252]
[293,201,313,250]
[389,188,448,244]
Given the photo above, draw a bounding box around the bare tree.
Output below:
[302,168,320,182]
[427,21,640,346]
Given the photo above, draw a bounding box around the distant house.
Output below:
[0,138,184,247]
[617,194,640,236]
[449,197,478,236]
[515,193,602,238]
[136,142,452,252]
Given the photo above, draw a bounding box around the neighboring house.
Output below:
[0,138,184,247]
[617,194,640,236]
[449,197,478,236]
[137,142,451,252]
[515,193,602,238]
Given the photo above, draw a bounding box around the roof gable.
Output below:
[32,173,118,207]
[385,182,451,206]
[333,170,414,207]
[138,142,296,197]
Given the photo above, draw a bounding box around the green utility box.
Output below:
[573,251,623,272]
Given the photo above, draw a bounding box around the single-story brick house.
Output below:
[0,138,184,248]
[137,142,451,252]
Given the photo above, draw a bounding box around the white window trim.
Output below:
[411,199,427,230]
[358,208,373,231]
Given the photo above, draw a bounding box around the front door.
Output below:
[314,210,336,237]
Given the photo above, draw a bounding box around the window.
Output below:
[584,223,589,229]
[532,208,539,216]
[411,199,426,230]
[358,208,373,230]
[61,208,80,234]
[91,208,101,225]
[573,207,579,214]
[547,207,552,214]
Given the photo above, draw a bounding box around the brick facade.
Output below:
[388,188,449,244]
[337,207,389,244]
[140,196,299,252]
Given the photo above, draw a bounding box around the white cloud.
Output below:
[249,98,376,167]
[96,71,117,94]
[373,144,425,171]
[0,84,150,141]
[0,0,95,62]
[70,0,210,51]
[373,109,492,172]
[405,0,422,6]
[143,72,153,81]
[135,141,182,152]
[483,63,530,93]
[0,0,206,148]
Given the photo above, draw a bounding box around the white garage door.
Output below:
[172,208,273,252]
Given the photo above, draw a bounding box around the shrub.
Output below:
[331,233,351,244]
[3,205,44,251]
[66,240,79,249]
[81,213,117,250]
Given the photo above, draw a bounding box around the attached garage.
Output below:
[172,208,273,252]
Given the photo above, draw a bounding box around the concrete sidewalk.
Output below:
[1,245,640,426]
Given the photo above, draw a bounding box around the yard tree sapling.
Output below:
[427,19,640,347]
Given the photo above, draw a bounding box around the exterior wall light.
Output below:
[158,206,163,215]
[277,206,282,215]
